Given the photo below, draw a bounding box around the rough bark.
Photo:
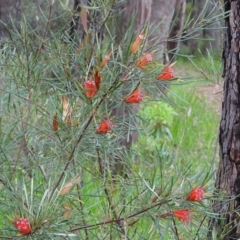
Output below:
[209,1,240,239]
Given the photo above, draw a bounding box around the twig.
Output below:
[49,73,122,200]
[172,217,180,240]
[70,199,172,232]
[193,215,207,240]
[96,147,126,236]
[72,158,89,240]
[36,1,53,58]
[49,113,94,200]
[0,236,13,239]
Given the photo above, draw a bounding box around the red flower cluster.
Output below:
[156,66,175,81]
[137,53,154,69]
[85,70,102,99]
[85,80,97,99]
[124,88,143,104]
[12,217,31,235]
[187,187,204,202]
[96,119,113,134]
[173,209,190,223]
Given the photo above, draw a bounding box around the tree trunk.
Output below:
[121,0,152,31]
[209,1,240,239]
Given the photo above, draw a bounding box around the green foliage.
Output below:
[140,101,177,139]
[170,83,220,174]
[134,101,177,158]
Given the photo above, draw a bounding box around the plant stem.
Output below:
[49,74,122,200]
[36,1,53,58]
[72,158,89,240]
[71,199,172,232]
[96,147,126,236]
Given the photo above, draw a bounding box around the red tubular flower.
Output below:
[94,70,101,90]
[156,66,175,80]
[173,209,190,223]
[187,187,204,202]
[96,119,113,134]
[100,53,111,68]
[12,217,31,235]
[85,80,97,99]
[131,29,145,53]
[124,88,143,104]
[137,53,154,69]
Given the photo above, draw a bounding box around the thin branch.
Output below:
[72,158,89,240]
[0,236,13,239]
[193,215,207,240]
[71,199,172,232]
[172,217,180,240]
[96,147,126,236]
[36,1,53,58]
[49,73,122,200]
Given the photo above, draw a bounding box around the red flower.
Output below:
[131,29,145,53]
[124,88,143,104]
[85,80,97,98]
[173,209,190,223]
[100,53,111,68]
[137,53,154,69]
[96,119,113,134]
[12,217,31,235]
[156,66,174,80]
[94,70,101,90]
[187,187,204,202]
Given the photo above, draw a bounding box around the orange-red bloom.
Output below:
[156,66,175,80]
[187,187,204,202]
[85,80,97,99]
[12,217,31,235]
[96,119,113,134]
[53,113,59,131]
[94,70,101,90]
[173,209,190,223]
[137,53,154,69]
[100,53,111,68]
[124,88,143,104]
[131,30,145,53]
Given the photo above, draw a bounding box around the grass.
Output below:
[169,82,221,174]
